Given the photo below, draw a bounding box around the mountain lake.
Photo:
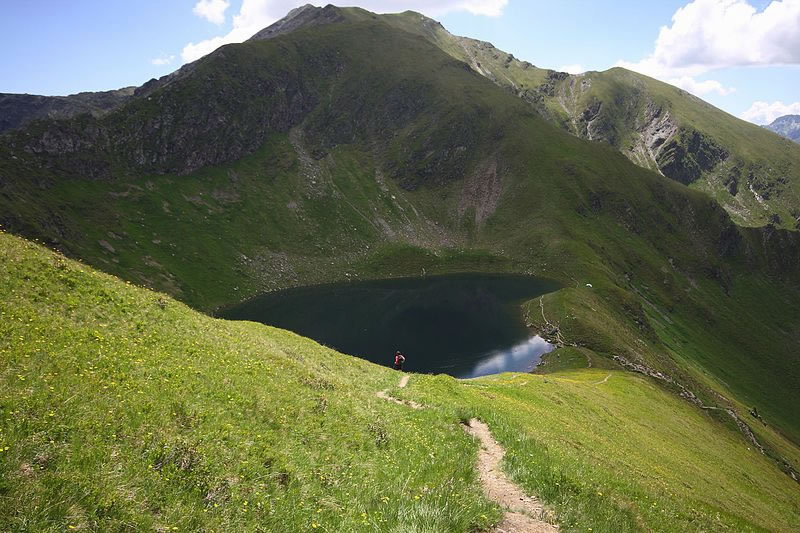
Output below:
[220,274,560,378]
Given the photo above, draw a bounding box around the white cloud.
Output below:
[181,0,508,62]
[557,64,585,74]
[740,100,800,124]
[616,0,800,97]
[151,54,176,66]
[193,0,231,25]
[665,75,735,96]
[619,0,800,77]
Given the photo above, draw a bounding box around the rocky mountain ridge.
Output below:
[0,87,135,134]
[226,5,800,229]
[2,4,798,229]
[394,12,800,230]
[765,114,800,143]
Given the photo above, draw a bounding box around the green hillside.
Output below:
[1,6,799,530]
[1,0,798,447]
[387,10,800,229]
[3,231,799,531]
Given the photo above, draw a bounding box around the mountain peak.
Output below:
[764,114,800,143]
[249,4,346,41]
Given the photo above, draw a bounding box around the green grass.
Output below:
[0,231,498,532]
[416,370,800,531]
[1,10,800,531]
[2,231,798,531]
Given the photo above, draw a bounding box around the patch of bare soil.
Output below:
[458,158,503,226]
[376,374,423,409]
[592,373,611,385]
[464,418,558,533]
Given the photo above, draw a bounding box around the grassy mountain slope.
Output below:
[384,10,800,229]
[0,5,799,521]
[3,231,799,531]
[0,2,798,440]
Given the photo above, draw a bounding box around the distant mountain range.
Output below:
[764,114,800,143]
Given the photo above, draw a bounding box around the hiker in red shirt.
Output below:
[393,350,406,371]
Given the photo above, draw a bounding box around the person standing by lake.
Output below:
[393,351,406,371]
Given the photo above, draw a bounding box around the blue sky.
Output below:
[1,1,798,124]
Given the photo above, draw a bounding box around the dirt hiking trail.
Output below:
[376,376,560,531]
[592,373,611,385]
[464,419,559,533]
[376,373,422,409]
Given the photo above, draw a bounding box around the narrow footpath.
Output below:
[375,373,422,409]
[464,419,559,533]
[376,374,560,532]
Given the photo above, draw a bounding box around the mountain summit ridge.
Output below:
[2,4,798,229]
[249,3,347,40]
[192,4,800,229]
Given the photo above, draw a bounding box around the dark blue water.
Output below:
[221,274,558,378]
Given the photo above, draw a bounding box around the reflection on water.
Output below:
[221,274,559,377]
[463,335,554,379]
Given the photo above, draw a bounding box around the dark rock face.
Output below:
[764,114,800,143]
[546,70,569,81]
[533,70,568,99]
[658,129,728,185]
[577,100,605,140]
[3,46,331,180]
[724,167,740,196]
[580,100,601,123]
[0,88,134,134]
[743,224,800,278]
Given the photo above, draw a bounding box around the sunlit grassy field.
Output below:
[3,231,799,532]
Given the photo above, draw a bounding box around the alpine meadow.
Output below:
[1,4,799,532]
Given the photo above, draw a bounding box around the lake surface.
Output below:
[221,274,559,378]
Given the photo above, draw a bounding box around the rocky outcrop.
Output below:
[578,99,603,140]
[626,101,678,172]
[0,87,134,134]
[657,128,728,185]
